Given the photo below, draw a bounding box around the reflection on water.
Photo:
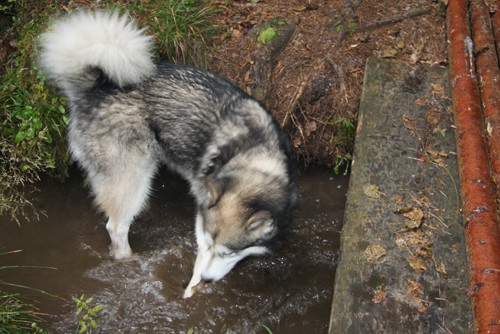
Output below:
[0,167,348,334]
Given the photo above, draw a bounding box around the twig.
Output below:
[356,7,432,33]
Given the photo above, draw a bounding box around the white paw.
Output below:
[110,245,133,260]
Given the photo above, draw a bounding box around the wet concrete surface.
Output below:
[329,58,472,333]
[1,167,348,333]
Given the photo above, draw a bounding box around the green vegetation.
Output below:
[331,118,357,175]
[260,323,274,334]
[0,250,55,334]
[74,295,103,334]
[257,27,278,44]
[1,1,69,221]
[0,0,215,221]
[0,291,48,334]
[116,0,217,66]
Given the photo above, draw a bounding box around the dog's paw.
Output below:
[110,245,133,260]
[182,287,194,299]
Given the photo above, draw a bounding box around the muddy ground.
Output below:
[206,0,447,166]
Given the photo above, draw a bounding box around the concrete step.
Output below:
[329,58,472,333]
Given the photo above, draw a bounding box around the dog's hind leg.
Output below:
[90,150,157,260]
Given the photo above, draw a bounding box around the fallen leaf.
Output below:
[305,121,317,136]
[417,303,428,313]
[402,115,417,132]
[363,184,384,199]
[403,207,424,221]
[415,245,432,258]
[436,260,448,277]
[408,257,429,273]
[410,51,421,63]
[403,207,424,229]
[406,280,430,313]
[406,279,423,301]
[382,47,398,58]
[364,244,387,264]
[404,219,422,229]
[392,195,405,203]
[430,83,446,98]
[425,109,441,126]
[395,230,431,248]
[292,5,307,12]
[415,98,428,106]
[372,284,386,303]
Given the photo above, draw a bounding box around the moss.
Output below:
[257,27,279,44]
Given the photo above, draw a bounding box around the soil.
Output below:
[206,0,448,166]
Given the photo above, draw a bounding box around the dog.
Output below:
[39,10,297,298]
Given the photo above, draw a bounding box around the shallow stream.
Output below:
[1,167,348,334]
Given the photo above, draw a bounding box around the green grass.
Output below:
[1,1,70,221]
[108,0,217,66]
[331,118,357,175]
[0,250,55,334]
[0,291,48,334]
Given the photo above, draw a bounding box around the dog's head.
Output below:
[183,167,296,298]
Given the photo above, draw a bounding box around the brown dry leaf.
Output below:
[426,149,439,157]
[402,115,417,132]
[408,257,429,273]
[417,303,428,313]
[395,206,424,229]
[436,260,448,277]
[392,195,405,203]
[406,280,429,313]
[292,5,308,11]
[404,219,422,230]
[425,110,441,127]
[363,184,383,199]
[430,83,446,98]
[382,47,398,58]
[372,284,386,303]
[406,279,423,301]
[305,121,317,136]
[394,237,407,249]
[403,207,424,221]
[364,244,387,264]
[232,28,242,38]
[415,98,428,106]
[395,230,431,248]
[415,245,432,258]
[425,149,449,165]
[403,207,424,229]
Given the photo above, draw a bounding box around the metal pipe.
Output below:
[447,0,500,332]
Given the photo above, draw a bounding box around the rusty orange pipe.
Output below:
[471,0,500,189]
[493,0,500,64]
[448,0,500,333]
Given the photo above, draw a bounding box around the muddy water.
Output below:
[1,167,348,334]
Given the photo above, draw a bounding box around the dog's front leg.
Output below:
[106,218,133,259]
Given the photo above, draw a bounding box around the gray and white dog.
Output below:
[39,11,297,298]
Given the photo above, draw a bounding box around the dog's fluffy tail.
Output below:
[39,11,155,94]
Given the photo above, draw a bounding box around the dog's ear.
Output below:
[205,177,224,208]
[246,210,276,240]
